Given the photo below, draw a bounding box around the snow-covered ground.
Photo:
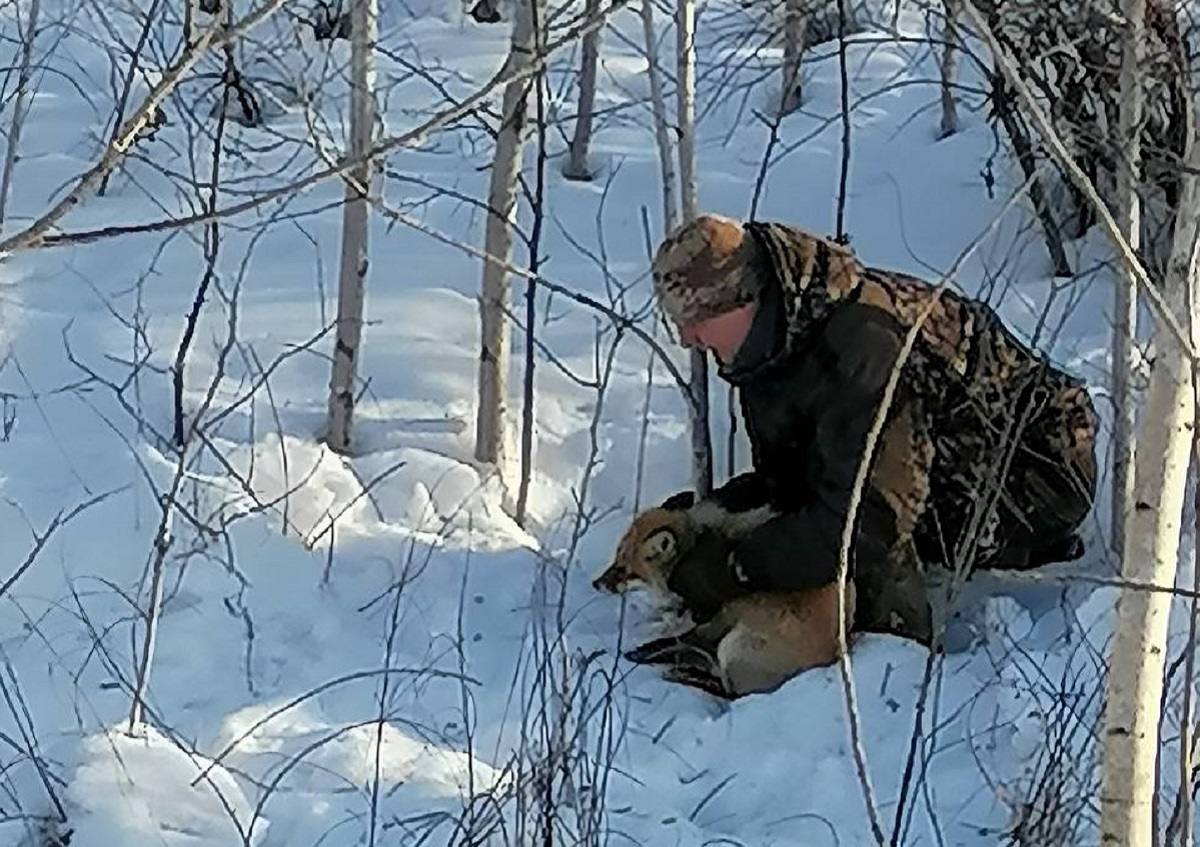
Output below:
[0,0,1181,844]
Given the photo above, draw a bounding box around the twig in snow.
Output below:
[0,658,66,822]
[303,460,407,550]
[689,772,736,823]
[0,487,127,601]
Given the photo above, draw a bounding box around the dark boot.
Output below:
[854,541,933,646]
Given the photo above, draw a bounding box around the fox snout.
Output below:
[593,562,625,593]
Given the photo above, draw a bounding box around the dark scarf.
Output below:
[717,269,787,385]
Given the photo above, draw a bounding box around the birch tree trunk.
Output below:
[1111,0,1144,556]
[676,0,698,233]
[514,7,546,527]
[938,0,959,139]
[779,0,805,115]
[475,0,537,472]
[563,0,601,181]
[0,0,40,229]
[640,0,678,231]
[326,0,379,453]
[676,0,713,496]
[1100,116,1200,847]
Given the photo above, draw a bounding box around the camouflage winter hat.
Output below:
[651,214,764,325]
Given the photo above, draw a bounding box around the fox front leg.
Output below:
[661,663,734,699]
[625,633,713,667]
[624,613,731,667]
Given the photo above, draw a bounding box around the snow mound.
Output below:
[66,726,266,847]
[198,434,538,551]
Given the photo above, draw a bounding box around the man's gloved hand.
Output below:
[666,529,753,621]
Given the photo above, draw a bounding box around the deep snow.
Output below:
[0,0,1174,844]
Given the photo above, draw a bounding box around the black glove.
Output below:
[660,490,696,511]
[666,529,753,621]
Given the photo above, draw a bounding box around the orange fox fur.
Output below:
[594,504,855,697]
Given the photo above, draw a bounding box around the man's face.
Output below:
[677,302,757,364]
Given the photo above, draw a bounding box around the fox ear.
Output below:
[640,528,678,564]
[660,491,695,511]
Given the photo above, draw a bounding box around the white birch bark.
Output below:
[1111,0,1144,557]
[475,0,537,470]
[640,0,678,231]
[676,0,698,225]
[563,0,601,181]
[779,0,804,115]
[326,0,379,453]
[1100,103,1200,847]
[937,0,959,139]
[944,11,1199,842]
[0,0,41,229]
[675,0,712,496]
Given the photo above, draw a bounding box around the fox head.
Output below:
[593,508,696,596]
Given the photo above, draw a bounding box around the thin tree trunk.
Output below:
[686,362,712,494]
[327,0,379,453]
[563,0,601,181]
[640,0,678,232]
[128,518,168,732]
[1171,469,1200,847]
[1111,0,1144,557]
[515,7,547,527]
[779,0,805,115]
[0,0,40,229]
[676,0,697,225]
[129,465,185,732]
[992,77,1073,277]
[634,206,660,514]
[640,0,687,501]
[476,0,537,473]
[938,0,959,139]
[633,342,656,513]
[955,7,1200,840]
[835,0,850,242]
[676,0,712,496]
[1100,114,1200,847]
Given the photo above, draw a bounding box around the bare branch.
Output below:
[0,0,289,253]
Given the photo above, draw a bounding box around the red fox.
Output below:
[593,499,856,698]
